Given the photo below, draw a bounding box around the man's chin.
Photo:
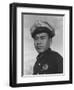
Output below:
[37,49,45,53]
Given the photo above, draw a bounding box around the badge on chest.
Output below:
[41,64,48,71]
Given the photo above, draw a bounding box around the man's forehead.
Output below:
[35,32,49,37]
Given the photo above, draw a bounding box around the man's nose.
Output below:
[37,39,42,45]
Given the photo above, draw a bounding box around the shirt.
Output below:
[33,48,63,74]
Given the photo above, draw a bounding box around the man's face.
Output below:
[34,32,51,53]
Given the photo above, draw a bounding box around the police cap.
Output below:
[30,20,55,38]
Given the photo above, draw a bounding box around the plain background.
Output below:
[0,0,74,89]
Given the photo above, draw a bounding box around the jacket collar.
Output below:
[37,48,51,60]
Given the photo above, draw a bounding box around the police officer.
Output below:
[30,20,63,75]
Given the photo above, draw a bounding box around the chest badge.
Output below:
[42,64,48,70]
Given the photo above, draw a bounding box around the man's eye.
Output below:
[34,37,38,40]
[41,37,46,39]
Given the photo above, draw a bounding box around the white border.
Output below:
[17,7,70,83]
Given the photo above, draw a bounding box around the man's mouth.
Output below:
[37,46,43,49]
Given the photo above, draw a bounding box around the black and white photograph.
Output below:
[22,14,63,75]
[10,3,72,87]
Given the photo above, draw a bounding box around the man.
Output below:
[30,20,63,75]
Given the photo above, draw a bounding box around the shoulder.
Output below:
[51,50,63,59]
[47,49,63,63]
[51,50,63,65]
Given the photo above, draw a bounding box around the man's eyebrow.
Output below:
[40,35,47,37]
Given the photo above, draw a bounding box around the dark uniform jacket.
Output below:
[33,48,63,74]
